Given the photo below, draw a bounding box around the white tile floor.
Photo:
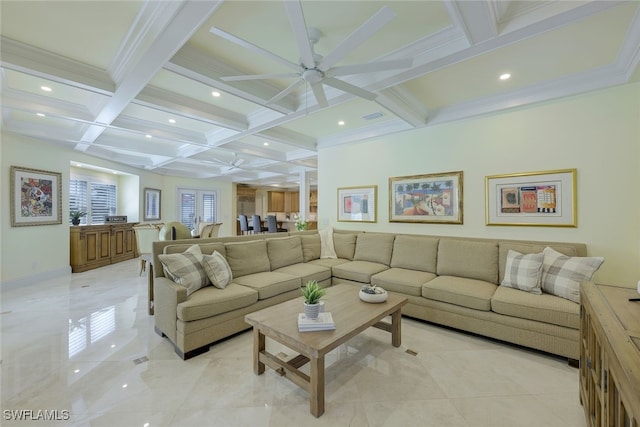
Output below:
[1,259,587,427]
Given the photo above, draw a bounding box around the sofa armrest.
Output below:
[153,277,187,343]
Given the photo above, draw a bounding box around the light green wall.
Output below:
[318,83,640,288]
[1,133,234,286]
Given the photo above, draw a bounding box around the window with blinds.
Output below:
[69,177,117,225]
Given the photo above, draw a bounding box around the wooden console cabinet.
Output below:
[70,223,138,272]
[579,281,640,427]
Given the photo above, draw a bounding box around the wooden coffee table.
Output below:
[244,284,408,417]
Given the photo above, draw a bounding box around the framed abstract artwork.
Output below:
[10,165,62,227]
[144,188,162,221]
[485,169,577,227]
[389,171,463,224]
[337,186,377,222]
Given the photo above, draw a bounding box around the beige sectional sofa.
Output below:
[151,230,589,361]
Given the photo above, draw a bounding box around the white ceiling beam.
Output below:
[77,0,224,150]
[447,0,498,45]
[375,87,428,127]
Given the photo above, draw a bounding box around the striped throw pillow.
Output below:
[500,250,544,294]
[541,247,604,303]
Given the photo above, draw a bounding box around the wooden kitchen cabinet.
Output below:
[579,282,640,427]
[284,191,299,213]
[70,223,138,272]
[268,191,285,212]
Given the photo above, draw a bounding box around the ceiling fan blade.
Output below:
[323,77,377,101]
[284,1,316,69]
[221,72,300,82]
[210,26,299,71]
[327,58,413,77]
[267,79,305,104]
[319,6,395,71]
[311,82,328,107]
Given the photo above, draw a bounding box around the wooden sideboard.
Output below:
[579,281,640,427]
[70,223,138,272]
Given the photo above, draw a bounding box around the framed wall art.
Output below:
[144,188,162,221]
[485,168,577,227]
[10,165,62,227]
[389,171,463,224]
[337,185,377,222]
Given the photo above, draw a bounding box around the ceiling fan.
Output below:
[206,152,245,172]
[210,2,413,108]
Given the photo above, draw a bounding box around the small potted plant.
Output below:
[295,218,308,231]
[70,210,87,226]
[301,280,326,319]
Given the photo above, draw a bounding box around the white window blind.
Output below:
[69,175,117,225]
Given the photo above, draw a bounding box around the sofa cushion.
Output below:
[354,233,395,265]
[390,235,438,273]
[319,228,337,259]
[422,276,498,311]
[300,234,321,262]
[371,268,436,297]
[334,233,357,260]
[225,240,271,278]
[437,239,498,284]
[498,242,578,284]
[541,247,604,303]
[176,283,258,322]
[308,258,350,269]
[275,263,332,284]
[158,244,208,296]
[500,250,544,294]
[202,251,233,289]
[332,260,389,284]
[491,285,579,329]
[232,272,301,300]
[267,236,304,270]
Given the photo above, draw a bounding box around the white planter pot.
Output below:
[304,302,321,319]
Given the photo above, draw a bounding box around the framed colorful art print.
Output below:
[337,185,377,222]
[389,171,463,224]
[10,165,62,227]
[485,168,577,227]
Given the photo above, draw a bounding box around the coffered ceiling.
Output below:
[1,1,638,188]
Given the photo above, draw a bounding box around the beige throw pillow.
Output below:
[202,251,233,289]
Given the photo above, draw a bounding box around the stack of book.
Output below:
[297,312,336,332]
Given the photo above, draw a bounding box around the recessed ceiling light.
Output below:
[499,73,511,81]
[145,134,152,138]
[263,142,269,146]
[211,91,221,97]
[40,85,52,92]
[36,113,46,117]
[168,118,176,124]
[338,120,345,126]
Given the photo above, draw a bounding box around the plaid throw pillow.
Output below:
[541,247,604,303]
[202,251,233,289]
[158,245,208,296]
[500,250,544,294]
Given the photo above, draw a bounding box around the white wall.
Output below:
[0,133,234,286]
[318,83,640,288]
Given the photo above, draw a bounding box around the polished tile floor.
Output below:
[1,259,587,426]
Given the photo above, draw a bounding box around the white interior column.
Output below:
[298,169,310,220]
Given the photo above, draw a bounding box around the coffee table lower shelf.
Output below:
[245,284,408,417]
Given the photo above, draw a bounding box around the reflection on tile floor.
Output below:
[1,259,587,426]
